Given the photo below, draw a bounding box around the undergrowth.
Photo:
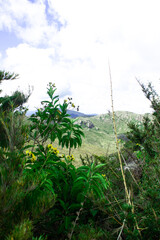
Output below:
[0,70,160,239]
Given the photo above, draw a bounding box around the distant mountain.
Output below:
[26,110,36,116]
[26,109,96,118]
[67,110,96,118]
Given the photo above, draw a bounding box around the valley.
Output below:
[53,111,147,164]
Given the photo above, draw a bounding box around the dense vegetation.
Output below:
[0,71,160,239]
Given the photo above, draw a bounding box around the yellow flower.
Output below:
[26,150,36,162]
[26,150,32,157]
[70,155,75,161]
[47,144,53,149]
[102,174,106,178]
[66,155,71,160]
[48,144,54,152]
[66,155,75,161]
[72,103,75,108]
[47,145,59,155]
[53,148,59,155]
[31,153,36,162]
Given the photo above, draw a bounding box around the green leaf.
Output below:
[70,138,74,148]
[52,95,59,101]
[59,199,67,210]
[91,184,104,199]
[73,140,77,148]
[34,131,38,139]
[21,145,35,151]
[92,174,108,190]
[64,216,71,230]
[75,176,87,183]
[78,165,90,171]
[57,161,67,169]
[90,209,98,217]
[45,179,53,186]
[41,100,50,104]
[87,169,90,178]
[62,183,70,201]
[91,161,95,171]
[94,163,106,171]
[68,203,82,211]
[44,183,55,195]
[77,192,85,203]
[66,141,69,148]
[37,144,45,152]
[71,181,85,196]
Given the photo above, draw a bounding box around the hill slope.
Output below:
[55,111,148,165]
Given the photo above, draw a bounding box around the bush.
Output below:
[0,81,108,240]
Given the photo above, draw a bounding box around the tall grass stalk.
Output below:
[108,62,142,238]
[117,219,126,240]
[108,62,130,204]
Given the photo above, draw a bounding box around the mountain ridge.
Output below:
[26,109,97,118]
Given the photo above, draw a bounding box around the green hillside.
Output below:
[54,111,148,164]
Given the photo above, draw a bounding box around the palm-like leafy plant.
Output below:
[60,118,85,155]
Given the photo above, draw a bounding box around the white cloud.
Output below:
[0,0,64,45]
[1,43,108,113]
[1,44,68,109]
[1,0,160,114]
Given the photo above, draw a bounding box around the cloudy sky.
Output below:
[0,0,160,114]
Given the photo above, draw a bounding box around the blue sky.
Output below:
[1,0,160,114]
[0,31,21,56]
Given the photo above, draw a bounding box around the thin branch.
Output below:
[108,61,130,204]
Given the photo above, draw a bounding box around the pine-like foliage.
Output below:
[126,81,160,157]
[0,70,30,149]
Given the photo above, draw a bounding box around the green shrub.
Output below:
[0,81,108,240]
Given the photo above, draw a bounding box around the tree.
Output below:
[0,70,30,111]
[123,81,160,238]
[0,70,30,150]
[126,80,160,157]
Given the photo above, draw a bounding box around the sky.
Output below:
[0,0,160,114]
